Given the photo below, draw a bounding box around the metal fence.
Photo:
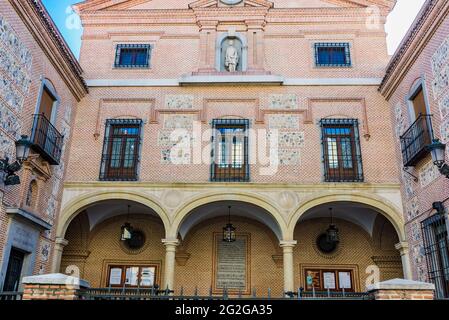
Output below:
[0,292,23,301]
[81,287,371,301]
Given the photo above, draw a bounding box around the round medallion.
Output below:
[316,233,338,254]
[220,0,243,5]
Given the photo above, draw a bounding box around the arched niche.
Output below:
[216,33,248,72]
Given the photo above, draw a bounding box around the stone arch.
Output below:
[57,190,171,239]
[286,192,406,242]
[169,192,288,240]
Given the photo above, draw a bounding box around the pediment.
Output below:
[189,0,274,9]
[73,0,395,12]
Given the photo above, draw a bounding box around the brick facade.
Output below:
[0,0,87,292]
[2,0,444,300]
[380,0,449,298]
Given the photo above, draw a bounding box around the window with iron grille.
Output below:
[114,44,151,68]
[314,43,351,67]
[211,119,250,182]
[99,119,142,181]
[320,119,363,182]
[422,214,449,299]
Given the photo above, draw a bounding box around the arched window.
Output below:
[25,180,38,208]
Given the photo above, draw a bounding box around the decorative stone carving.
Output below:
[441,117,449,159]
[410,221,421,242]
[40,240,51,262]
[269,94,298,110]
[277,191,298,210]
[406,196,420,221]
[165,95,194,109]
[278,132,305,148]
[268,115,300,130]
[163,115,195,129]
[402,171,415,199]
[419,160,439,188]
[0,101,21,139]
[412,244,425,265]
[158,130,194,147]
[439,93,449,119]
[278,149,300,165]
[0,129,14,159]
[161,148,191,165]
[432,36,449,98]
[163,190,183,208]
[394,103,407,139]
[0,76,24,113]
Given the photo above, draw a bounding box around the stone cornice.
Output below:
[78,7,388,27]
[9,0,88,101]
[75,0,396,12]
[379,0,449,99]
[64,181,402,191]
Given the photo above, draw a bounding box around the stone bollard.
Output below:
[367,279,435,300]
[22,273,90,300]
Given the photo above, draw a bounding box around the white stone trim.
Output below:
[366,278,435,291]
[86,77,383,87]
[283,78,383,86]
[22,273,90,288]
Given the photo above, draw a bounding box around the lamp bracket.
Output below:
[402,167,418,182]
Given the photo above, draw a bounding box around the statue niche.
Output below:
[220,37,243,72]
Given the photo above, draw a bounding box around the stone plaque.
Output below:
[213,233,250,294]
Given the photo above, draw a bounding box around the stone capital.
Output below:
[279,240,297,248]
[395,241,409,254]
[162,238,180,248]
[55,237,69,248]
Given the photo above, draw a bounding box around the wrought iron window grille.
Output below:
[314,43,352,67]
[319,118,364,182]
[99,119,143,181]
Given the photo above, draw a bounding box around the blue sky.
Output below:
[42,0,426,59]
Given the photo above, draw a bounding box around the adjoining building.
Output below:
[380,0,449,299]
[0,0,87,292]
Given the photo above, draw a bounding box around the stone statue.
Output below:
[225,39,239,72]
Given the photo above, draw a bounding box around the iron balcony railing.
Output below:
[400,114,433,167]
[30,114,63,165]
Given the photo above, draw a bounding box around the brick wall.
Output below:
[383,0,449,283]
[0,0,83,283]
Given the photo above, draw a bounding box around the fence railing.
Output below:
[30,114,63,165]
[0,292,23,301]
[80,287,371,301]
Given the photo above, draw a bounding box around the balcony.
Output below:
[30,114,63,165]
[400,114,433,167]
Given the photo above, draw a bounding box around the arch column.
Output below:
[51,237,68,273]
[162,238,179,291]
[395,242,412,280]
[280,240,297,295]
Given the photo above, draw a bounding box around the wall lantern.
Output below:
[428,139,449,179]
[326,208,340,244]
[223,206,236,243]
[0,135,32,186]
[121,205,133,241]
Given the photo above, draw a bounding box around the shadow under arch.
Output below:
[57,190,171,239]
[169,192,288,241]
[286,192,406,242]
